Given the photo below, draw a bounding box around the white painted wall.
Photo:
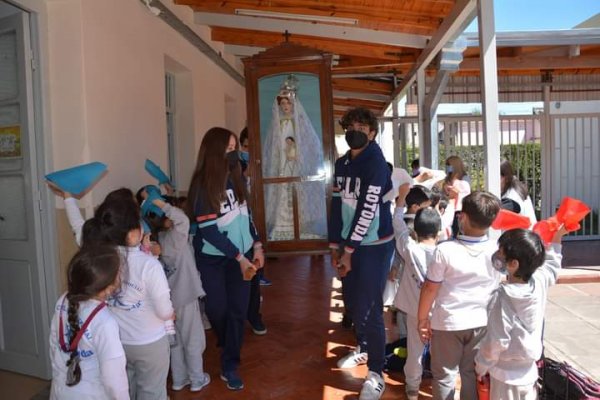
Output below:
[41,0,246,210]
[550,100,600,115]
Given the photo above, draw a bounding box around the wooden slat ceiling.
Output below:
[174,0,600,116]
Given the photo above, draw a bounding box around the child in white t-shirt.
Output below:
[417,191,502,400]
[50,245,128,400]
[475,227,567,399]
[88,199,174,400]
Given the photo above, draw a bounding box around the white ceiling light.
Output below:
[234,9,358,25]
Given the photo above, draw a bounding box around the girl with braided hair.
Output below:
[49,245,128,399]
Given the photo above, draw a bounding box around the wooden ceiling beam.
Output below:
[211,27,413,61]
[336,54,418,68]
[179,0,448,25]
[332,64,412,76]
[333,61,415,72]
[332,78,393,95]
[334,98,387,110]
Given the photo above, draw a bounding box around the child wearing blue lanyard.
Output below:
[187,127,264,391]
[417,191,502,400]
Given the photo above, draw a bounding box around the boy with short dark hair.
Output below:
[330,107,394,400]
[417,191,502,400]
[406,186,432,215]
[475,227,567,399]
[401,185,433,240]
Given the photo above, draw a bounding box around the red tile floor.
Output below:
[168,255,430,400]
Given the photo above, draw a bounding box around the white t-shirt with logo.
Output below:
[50,294,128,399]
[108,246,172,345]
[426,234,501,331]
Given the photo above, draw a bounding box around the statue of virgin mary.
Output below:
[262,75,327,241]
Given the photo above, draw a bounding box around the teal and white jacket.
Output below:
[328,141,394,253]
[192,178,260,260]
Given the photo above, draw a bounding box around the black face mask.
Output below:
[226,150,240,168]
[345,130,369,150]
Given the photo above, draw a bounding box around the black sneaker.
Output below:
[220,370,244,390]
[341,313,353,329]
[259,277,272,286]
[250,320,267,335]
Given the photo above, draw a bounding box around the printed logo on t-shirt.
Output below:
[108,285,143,311]
[62,314,95,359]
[220,189,240,214]
[336,176,361,199]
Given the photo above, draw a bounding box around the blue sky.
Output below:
[465,0,600,32]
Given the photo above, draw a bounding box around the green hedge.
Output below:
[404,143,542,220]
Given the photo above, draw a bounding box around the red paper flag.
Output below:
[533,197,591,244]
[533,219,558,244]
[492,209,531,231]
[556,197,591,232]
[477,376,490,400]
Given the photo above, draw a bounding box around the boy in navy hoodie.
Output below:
[329,107,394,400]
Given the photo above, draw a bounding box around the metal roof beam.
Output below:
[385,0,477,113]
[463,28,600,47]
[194,12,429,49]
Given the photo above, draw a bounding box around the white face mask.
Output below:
[129,225,144,247]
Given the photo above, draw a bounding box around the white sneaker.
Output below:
[359,371,385,400]
[190,373,211,392]
[336,346,368,368]
[171,379,190,391]
[406,386,420,400]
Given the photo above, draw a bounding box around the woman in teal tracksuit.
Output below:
[187,127,264,391]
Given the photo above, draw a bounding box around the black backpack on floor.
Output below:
[384,338,431,378]
[538,357,600,399]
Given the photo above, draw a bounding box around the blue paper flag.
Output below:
[141,218,151,234]
[145,159,171,185]
[140,186,165,217]
[45,162,107,196]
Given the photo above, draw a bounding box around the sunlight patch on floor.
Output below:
[322,384,355,399]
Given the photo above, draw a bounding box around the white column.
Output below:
[541,83,552,218]
[392,96,401,167]
[424,71,450,170]
[416,68,427,167]
[477,0,501,196]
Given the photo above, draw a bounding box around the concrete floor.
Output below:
[544,281,600,380]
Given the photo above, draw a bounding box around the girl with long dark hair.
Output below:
[49,245,128,399]
[187,127,264,391]
[501,160,537,227]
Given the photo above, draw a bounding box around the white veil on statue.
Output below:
[262,74,327,241]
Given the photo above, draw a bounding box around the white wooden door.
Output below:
[0,10,51,378]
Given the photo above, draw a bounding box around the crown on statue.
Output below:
[277,74,299,100]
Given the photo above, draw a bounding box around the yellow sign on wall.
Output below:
[0,125,21,158]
